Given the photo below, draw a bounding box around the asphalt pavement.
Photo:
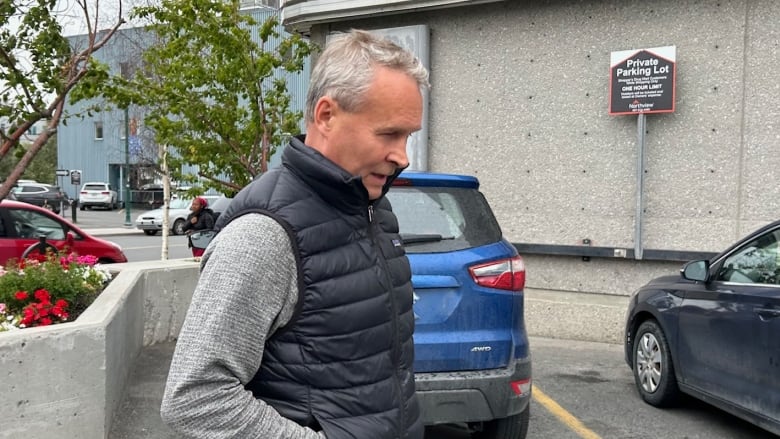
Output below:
[60,206,146,237]
[107,337,607,439]
[109,337,773,439]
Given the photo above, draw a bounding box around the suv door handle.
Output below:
[756,308,780,321]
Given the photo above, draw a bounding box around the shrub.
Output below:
[0,253,112,331]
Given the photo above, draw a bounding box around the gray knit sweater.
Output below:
[161,213,326,439]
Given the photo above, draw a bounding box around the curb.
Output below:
[82,228,144,237]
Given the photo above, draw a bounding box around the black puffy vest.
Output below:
[215,137,422,439]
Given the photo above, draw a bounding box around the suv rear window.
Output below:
[83,184,108,191]
[386,186,502,253]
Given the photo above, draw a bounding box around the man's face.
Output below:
[318,67,423,200]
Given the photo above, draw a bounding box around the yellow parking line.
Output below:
[532,384,602,439]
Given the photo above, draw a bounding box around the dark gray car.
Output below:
[9,183,68,214]
[625,220,780,436]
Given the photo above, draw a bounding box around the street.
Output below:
[111,233,192,261]
[70,207,194,261]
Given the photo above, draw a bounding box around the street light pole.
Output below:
[120,61,132,226]
[123,105,132,226]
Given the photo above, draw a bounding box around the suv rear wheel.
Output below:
[470,406,529,439]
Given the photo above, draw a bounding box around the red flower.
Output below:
[34,289,51,303]
[20,307,36,326]
[15,291,29,301]
[52,306,69,319]
[39,317,53,326]
[54,299,69,309]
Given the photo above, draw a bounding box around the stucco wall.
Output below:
[299,0,779,294]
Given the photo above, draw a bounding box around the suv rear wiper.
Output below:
[400,234,455,245]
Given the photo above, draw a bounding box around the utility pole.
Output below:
[121,62,132,226]
[123,105,131,226]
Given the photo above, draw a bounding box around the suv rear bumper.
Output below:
[80,199,112,207]
[414,356,531,425]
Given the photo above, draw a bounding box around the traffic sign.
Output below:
[55,169,69,177]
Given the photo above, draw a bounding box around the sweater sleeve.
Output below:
[160,213,324,439]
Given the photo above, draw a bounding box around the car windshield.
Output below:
[386,186,502,253]
[170,198,192,210]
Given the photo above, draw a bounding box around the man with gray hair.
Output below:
[161,29,430,439]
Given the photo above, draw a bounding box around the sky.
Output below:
[55,0,145,36]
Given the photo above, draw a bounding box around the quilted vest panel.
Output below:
[216,138,422,439]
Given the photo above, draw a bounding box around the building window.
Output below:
[95,121,104,140]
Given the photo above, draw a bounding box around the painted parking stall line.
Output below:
[532,384,602,439]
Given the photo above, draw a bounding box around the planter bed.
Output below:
[0,259,199,438]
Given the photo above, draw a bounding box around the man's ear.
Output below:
[313,96,337,132]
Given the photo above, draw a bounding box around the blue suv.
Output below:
[386,171,532,438]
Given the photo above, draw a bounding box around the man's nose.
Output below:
[387,140,410,169]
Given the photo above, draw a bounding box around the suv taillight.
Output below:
[469,256,525,291]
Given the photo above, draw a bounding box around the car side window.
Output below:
[8,209,66,240]
[716,229,780,285]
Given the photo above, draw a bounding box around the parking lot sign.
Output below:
[609,46,676,115]
[70,170,82,185]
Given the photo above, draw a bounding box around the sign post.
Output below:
[70,170,82,222]
[55,169,70,216]
[609,46,676,260]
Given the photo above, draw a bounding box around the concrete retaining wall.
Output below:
[0,260,199,439]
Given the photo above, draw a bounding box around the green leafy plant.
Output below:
[85,1,316,195]
[0,253,113,331]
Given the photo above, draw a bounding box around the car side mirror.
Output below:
[190,230,216,250]
[681,259,709,282]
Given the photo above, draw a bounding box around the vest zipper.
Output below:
[368,202,405,436]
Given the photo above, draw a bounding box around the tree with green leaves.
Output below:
[0,135,58,184]
[0,0,125,197]
[96,0,314,196]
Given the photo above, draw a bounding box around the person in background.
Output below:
[182,196,215,257]
[161,29,429,439]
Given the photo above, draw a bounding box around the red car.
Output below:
[0,200,128,265]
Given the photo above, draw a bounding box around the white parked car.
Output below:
[79,182,118,210]
[135,195,226,236]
